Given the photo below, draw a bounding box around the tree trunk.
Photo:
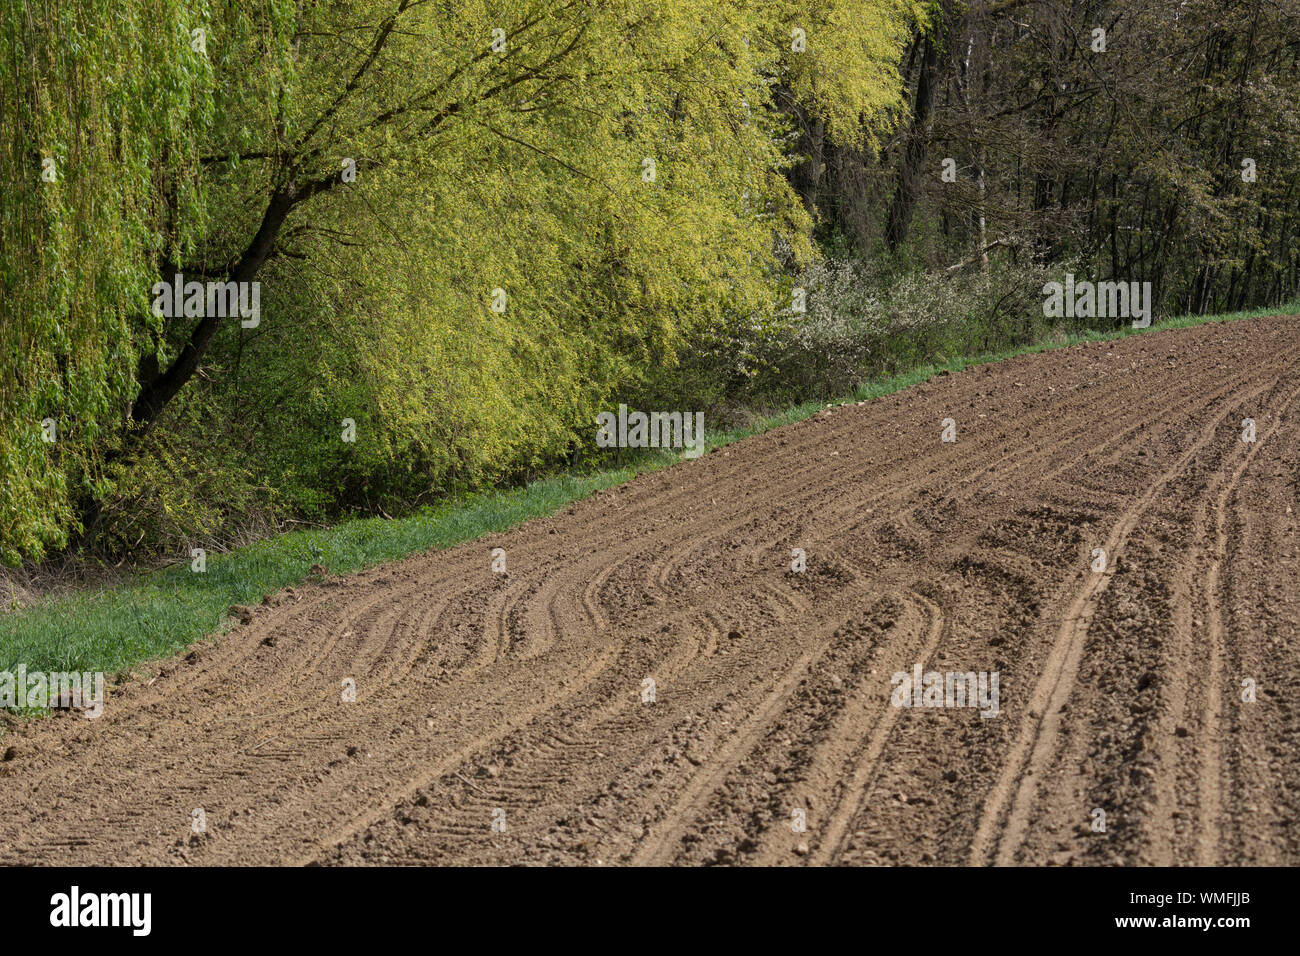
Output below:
[884,11,955,252]
[130,187,296,430]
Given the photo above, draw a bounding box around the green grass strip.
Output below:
[2,301,1294,681]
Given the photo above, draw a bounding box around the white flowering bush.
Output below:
[751,254,1064,400]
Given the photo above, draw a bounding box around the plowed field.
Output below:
[4,316,1298,866]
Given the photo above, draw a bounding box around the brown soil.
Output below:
[3,316,1299,866]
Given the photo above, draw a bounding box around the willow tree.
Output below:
[0,0,212,563]
[2,0,920,562]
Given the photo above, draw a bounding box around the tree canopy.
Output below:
[1,0,920,563]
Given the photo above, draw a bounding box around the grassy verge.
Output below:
[2,301,1295,683]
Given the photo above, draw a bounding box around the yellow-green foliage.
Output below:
[0,0,213,563]
[777,0,923,147]
[2,0,922,558]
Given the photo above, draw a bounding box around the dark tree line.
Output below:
[792,0,1300,317]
